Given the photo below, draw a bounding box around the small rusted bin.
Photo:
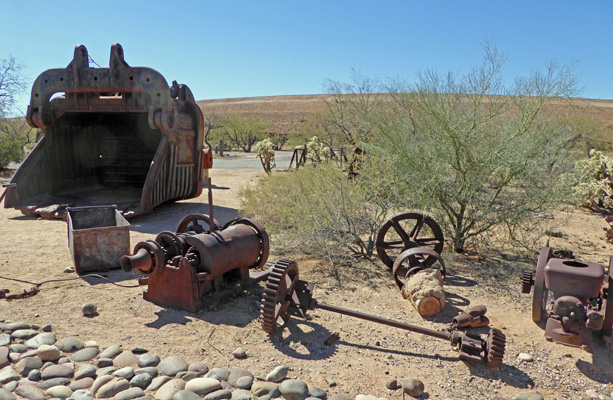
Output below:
[68,205,130,274]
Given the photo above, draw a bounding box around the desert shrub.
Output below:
[566,149,613,209]
[0,131,25,169]
[0,119,35,169]
[239,163,393,262]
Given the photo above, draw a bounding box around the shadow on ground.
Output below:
[129,202,239,235]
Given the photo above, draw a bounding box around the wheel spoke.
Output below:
[415,238,441,246]
[391,219,411,246]
[408,216,424,241]
[377,240,404,250]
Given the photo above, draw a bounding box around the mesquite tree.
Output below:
[326,44,579,252]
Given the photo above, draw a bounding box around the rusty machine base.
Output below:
[522,247,613,349]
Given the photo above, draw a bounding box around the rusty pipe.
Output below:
[310,300,451,341]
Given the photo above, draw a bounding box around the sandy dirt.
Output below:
[1,165,613,400]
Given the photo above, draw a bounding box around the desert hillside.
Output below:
[198,94,613,136]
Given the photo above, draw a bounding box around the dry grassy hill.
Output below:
[198,95,613,148]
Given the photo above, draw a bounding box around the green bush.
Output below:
[239,164,392,262]
[0,119,34,169]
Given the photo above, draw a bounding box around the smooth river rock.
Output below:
[204,368,229,382]
[37,345,61,362]
[266,366,288,383]
[0,366,20,385]
[55,338,84,353]
[279,379,309,400]
[99,346,122,360]
[136,354,160,368]
[14,357,42,377]
[158,357,188,377]
[184,377,221,396]
[75,365,97,380]
[70,347,99,363]
[155,379,186,400]
[45,385,73,399]
[14,384,46,400]
[25,333,56,349]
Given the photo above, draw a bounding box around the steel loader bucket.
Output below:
[2,43,210,219]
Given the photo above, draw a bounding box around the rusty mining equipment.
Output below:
[375,212,445,284]
[260,259,506,369]
[121,205,269,312]
[2,43,212,219]
[521,247,613,349]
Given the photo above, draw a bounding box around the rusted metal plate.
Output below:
[2,44,208,219]
[68,205,130,274]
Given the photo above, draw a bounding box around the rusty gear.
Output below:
[521,270,534,294]
[155,231,187,259]
[376,212,444,269]
[176,213,221,234]
[485,328,506,369]
[260,259,300,333]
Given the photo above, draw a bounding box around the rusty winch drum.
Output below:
[122,214,269,312]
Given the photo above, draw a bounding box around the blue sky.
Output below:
[2,1,611,115]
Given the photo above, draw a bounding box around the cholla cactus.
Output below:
[569,149,613,209]
[254,138,276,174]
[306,136,330,164]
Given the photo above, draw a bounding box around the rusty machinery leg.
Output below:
[260,260,506,369]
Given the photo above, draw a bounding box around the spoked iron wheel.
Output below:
[176,214,220,234]
[532,247,553,323]
[376,212,444,270]
[260,260,300,333]
[392,247,446,289]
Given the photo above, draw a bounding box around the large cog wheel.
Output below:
[260,260,300,333]
[176,213,220,234]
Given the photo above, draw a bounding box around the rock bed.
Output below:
[0,319,403,400]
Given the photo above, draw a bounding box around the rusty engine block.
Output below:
[2,44,212,219]
[522,247,613,349]
[121,214,269,312]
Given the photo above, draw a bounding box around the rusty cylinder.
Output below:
[184,222,265,280]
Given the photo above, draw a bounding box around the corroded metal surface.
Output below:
[522,247,613,349]
[67,205,130,274]
[376,212,444,270]
[2,44,210,219]
[260,259,506,368]
[121,215,269,312]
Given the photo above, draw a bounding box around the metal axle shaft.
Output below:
[311,300,451,341]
